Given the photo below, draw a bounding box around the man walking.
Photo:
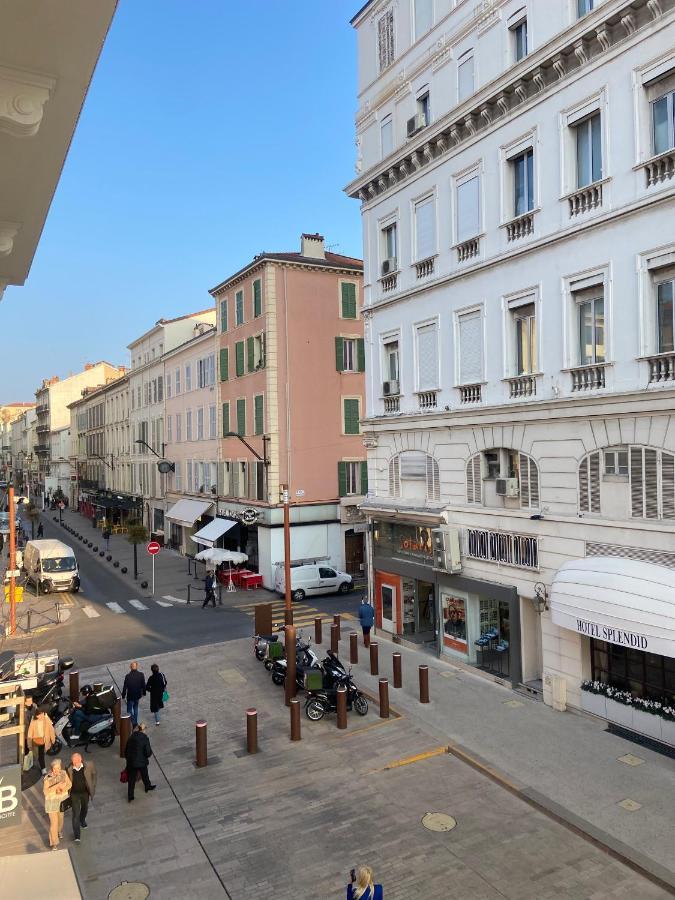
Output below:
[124,723,156,802]
[358,596,375,647]
[202,570,216,608]
[37,522,44,538]
[66,752,96,843]
[121,661,146,726]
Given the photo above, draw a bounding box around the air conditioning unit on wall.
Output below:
[431,526,462,573]
[406,113,426,138]
[381,257,397,276]
[496,477,519,498]
[383,379,400,396]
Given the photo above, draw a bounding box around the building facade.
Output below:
[347,0,675,731]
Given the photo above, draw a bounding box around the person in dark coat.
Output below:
[145,663,167,726]
[37,522,44,538]
[358,598,375,647]
[121,661,146,726]
[202,570,216,608]
[124,723,156,802]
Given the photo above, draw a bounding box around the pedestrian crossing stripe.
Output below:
[106,602,125,614]
[129,599,149,610]
[81,606,100,618]
[163,595,187,604]
[155,600,173,607]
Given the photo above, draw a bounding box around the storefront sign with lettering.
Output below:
[576,618,648,650]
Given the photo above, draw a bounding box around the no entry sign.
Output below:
[147,541,160,556]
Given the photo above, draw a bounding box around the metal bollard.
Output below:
[314,617,322,645]
[393,653,402,689]
[349,632,358,664]
[336,685,347,730]
[246,708,258,754]
[187,584,191,605]
[370,641,379,676]
[69,670,80,701]
[119,714,132,758]
[333,614,341,641]
[419,665,430,704]
[55,602,61,624]
[26,611,32,633]
[195,719,208,767]
[330,623,339,654]
[193,561,200,581]
[290,698,301,742]
[112,698,121,734]
[379,678,390,718]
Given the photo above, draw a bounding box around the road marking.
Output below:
[372,746,449,773]
[129,599,149,610]
[81,606,101,618]
[106,602,125,614]
[163,595,187,604]
[155,600,173,607]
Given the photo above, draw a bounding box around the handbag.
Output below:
[23,750,33,772]
[60,796,72,813]
[119,769,128,784]
[162,690,169,702]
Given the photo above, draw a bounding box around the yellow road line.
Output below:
[341,715,404,738]
[370,746,449,773]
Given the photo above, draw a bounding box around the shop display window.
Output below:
[591,639,675,704]
[443,595,467,653]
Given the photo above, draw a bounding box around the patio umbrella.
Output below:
[195,547,248,591]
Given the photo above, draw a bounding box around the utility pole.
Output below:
[8,485,16,635]
[282,484,292,626]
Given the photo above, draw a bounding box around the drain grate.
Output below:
[606,723,675,760]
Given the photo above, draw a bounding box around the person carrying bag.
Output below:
[43,760,71,849]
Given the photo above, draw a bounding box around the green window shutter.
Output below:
[343,398,360,434]
[254,394,264,435]
[360,461,368,495]
[221,402,230,436]
[219,347,228,382]
[357,338,365,372]
[253,280,262,317]
[341,282,357,319]
[247,336,255,372]
[236,398,246,436]
[232,462,239,498]
[220,299,228,332]
[338,461,348,498]
[261,331,266,368]
[335,337,344,372]
[235,341,245,377]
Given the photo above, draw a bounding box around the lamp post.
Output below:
[280,484,292,626]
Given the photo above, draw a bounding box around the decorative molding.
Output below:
[436,134,447,153]
[552,53,567,81]
[387,167,398,186]
[431,48,453,73]
[464,113,476,136]
[0,222,20,257]
[480,103,493,126]
[411,150,423,170]
[0,66,55,138]
[394,78,411,102]
[450,124,462,145]
[620,13,637,35]
[532,68,546,93]
[574,39,589,66]
[595,25,611,52]
[399,159,410,177]
[422,142,434,164]
[378,175,387,192]
[496,91,510,116]
[513,79,528,104]
[647,0,663,19]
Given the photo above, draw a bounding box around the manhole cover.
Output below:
[422,812,457,832]
[108,883,150,900]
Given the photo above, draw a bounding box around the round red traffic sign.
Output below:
[147,541,160,556]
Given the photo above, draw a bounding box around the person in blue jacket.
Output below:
[357,597,375,647]
[347,866,383,899]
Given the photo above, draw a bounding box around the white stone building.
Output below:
[346,0,675,733]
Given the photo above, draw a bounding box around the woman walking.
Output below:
[347,866,383,899]
[28,707,56,774]
[43,759,71,849]
[145,664,167,726]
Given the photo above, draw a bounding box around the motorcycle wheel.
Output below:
[97,729,115,748]
[47,739,62,756]
[271,672,285,686]
[353,694,369,716]
[255,648,266,661]
[263,660,273,671]
[305,699,326,721]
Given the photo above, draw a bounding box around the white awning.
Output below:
[165,499,213,528]
[191,518,238,547]
[550,557,675,659]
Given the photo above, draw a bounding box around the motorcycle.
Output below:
[30,656,75,705]
[304,659,368,721]
[263,630,311,671]
[254,626,285,661]
[48,704,115,753]
[270,642,322,687]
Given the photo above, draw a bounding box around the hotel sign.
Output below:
[575,618,649,650]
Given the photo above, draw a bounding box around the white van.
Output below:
[24,539,80,594]
[274,562,353,602]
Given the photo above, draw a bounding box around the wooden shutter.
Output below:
[589,451,600,513]
[236,398,246,436]
[417,323,438,391]
[519,454,540,509]
[231,461,239,498]
[662,451,675,519]
[221,402,230,437]
[360,460,369,495]
[235,341,245,377]
[220,299,228,332]
[341,283,357,319]
[426,455,440,501]
[247,336,255,372]
[389,456,400,497]
[253,280,262,317]
[357,338,365,372]
[645,448,659,518]
[630,447,644,518]
[219,348,228,382]
[338,461,347,498]
[335,337,344,372]
[466,454,482,504]
[254,394,264,435]
[415,196,435,261]
[343,398,360,434]
[579,457,589,512]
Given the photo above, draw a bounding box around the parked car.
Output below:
[274,562,353,602]
[24,539,80,593]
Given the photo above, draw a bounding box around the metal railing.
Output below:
[467,528,539,570]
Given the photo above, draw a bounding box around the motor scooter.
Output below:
[48,705,115,753]
[270,643,322,687]
[304,662,368,721]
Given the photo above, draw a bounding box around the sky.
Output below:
[0,0,363,402]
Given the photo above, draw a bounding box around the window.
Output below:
[466,454,482,504]
[157,376,163,401]
[338,460,368,497]
[652,87,675,156]
[343,398,361,435]
[416,91,430,127]
[187,460,193,493]
[254,394,264,435]
[605,448,629,476]
[485,451,500,480]
[239,461,248,498]
[165,374,172,399]
[185,364,192,392]
[457,52,474,102]
[384,338,399,383]
[381,223,397,267]
[209,405,217,439]
[377,9,395,72]
[519,453,539,509]
[175,368,181,395]
[578,294,605,364]
[197,355,213,388]
[235,341,245,377]
[341,282,357,319]
[336,337,365,373]
[186,410,193,441]
[220,298,228,332]
[381,115,393,158]
[416,322,438,391]
[166,415,172,443]
[389,455,401,496]
[631,447,675,519]
[222,402,230,436]
[512,19,527,62]
[220,347,229,382]
[235,290,244,326]
[458,310,483,384]
[253,460,265,500]
[176,413,182,442]
[253,280,262,318]
[576,113,602,187]
[197,407,204,440]
[254,333,265,369]
[236,398,246,436]
[513,303,537,374]
[174,461,182,491]
[512,149,534,217]
[579,451,601,513]
[577,0,593,16]
[414,196,435,261]
[657,279,674,353]
[456,175,480,243]
[414,0,433,39]
[591,637,675,706]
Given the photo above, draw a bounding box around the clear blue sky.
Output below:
[1,0,362,403]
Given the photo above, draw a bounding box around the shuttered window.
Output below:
[235,291,244,326]
[389,455,400,497]
[253,280,262,318]
[254,394,264,435]
[578,451,600,513]
[466,454,482,504]
[235,341,245,377]
[458,311,482,385]
[236,398,246,436]
[360,460,369,495]
[219,348,228,382]
[457,53,474,102]
[220,299,228,332]
[415,196,435,261]
[426,455,440,501]
[341,283,357,319]
[519,453,540,509]
[221,403,230,437]
[338,461,367,497]
[630,446,675,520]
[456,175,480,242]
[377,8,395,72]
[247,336,255,372]
[416,322,438,391]
[343,398,360,434]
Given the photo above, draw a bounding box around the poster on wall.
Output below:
[442,595,467,654]
[0,764,22,829]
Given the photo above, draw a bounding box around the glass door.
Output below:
[381,583,396,633]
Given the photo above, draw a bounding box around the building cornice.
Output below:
[346,0,672,204]
[209,256,363,297]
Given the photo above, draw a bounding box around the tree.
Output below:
[126,520,148,581]
[25,503,40,540]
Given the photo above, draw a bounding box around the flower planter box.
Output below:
[581,692,607,719]
[632,708,663,741]
[606,697,633,729]
[660,719,675,747]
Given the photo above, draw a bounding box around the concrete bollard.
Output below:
[336,685,347,730]
[330,623,339,654]
[419,665,430,704]
[112,697,121,734]
[69,670,80,701]
[379,678,390,718]
[349,632,358,664]
[370,641,379,676]
[333,614,341,641]
[290,698,301,742]
[393,653,402,689]
[119,714,132,758]
[246,708,258,754]
[195,719,207,767]
[314,617,322,645]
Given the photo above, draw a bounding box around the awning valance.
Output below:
[550,557,675,659]
[191,517,238,547]
[165,499,213,528]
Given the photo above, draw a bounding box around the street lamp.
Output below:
[134,439,174,473]
[531,582,549,614]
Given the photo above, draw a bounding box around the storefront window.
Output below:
[475,598,510,677]
[402,578,415,634]
[443,596,467,654]
[591,639,675,704]
[373,520,433,566]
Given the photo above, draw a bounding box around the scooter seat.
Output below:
[258,634,278,642]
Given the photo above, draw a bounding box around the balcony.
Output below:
[456,237,479,264]
[570,363,607,392]
[643,149,675,188]
[414,257,435,279]
[379,271,398,294]
[505,211,534,242]
[417,390,438,411]
[459,384,482,404]
[567,180,604,217]
[34,444,49,454]
[507,374,537,399]
[36,424,49,434]
[646,353,675,384]
[383,396,400,414]
[467,528,539,570]
[35,404,49,416]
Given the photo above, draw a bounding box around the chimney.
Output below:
[300,233,325,260]
[84,363,93,371]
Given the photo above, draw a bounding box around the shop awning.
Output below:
[165,499,213,528]
[191,517,238,547]
[550,557,675,659]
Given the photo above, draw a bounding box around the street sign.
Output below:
[147,541,160,556]
[3,586,23,603]
[5,570,20,578]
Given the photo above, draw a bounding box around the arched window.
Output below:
[578,446,675,519]
[389,451,439,501]
[466,450,539,508]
